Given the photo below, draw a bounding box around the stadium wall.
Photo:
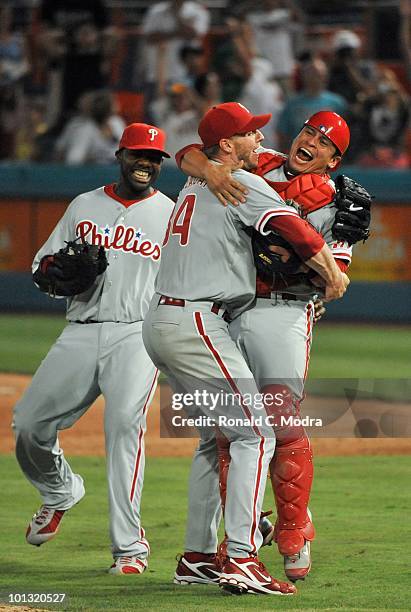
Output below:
[0,164,410,321]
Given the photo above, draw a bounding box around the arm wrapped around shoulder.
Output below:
[33,240,108,297]
[332,175,373,245]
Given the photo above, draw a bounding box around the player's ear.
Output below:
[219,138,232,154]
[327,155,341,170]
[115,149,122,163]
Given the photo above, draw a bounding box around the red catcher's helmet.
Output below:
[304,111,350,155]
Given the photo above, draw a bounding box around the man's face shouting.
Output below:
[288,125,341,175]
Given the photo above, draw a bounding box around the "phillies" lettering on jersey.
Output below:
[76,220,161,261]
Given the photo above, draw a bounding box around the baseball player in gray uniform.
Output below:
[142,102,349,596]
[175,111,371,582]
[12,123,174,575]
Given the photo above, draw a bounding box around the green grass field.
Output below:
[1,315,410,610]
[0,454,410,611]
[2,314,411,402]
[1,314,411,378]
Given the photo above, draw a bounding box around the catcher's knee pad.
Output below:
[261,384,305,443]
[216,434,230,513]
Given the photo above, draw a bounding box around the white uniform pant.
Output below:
[143,295,276,558]
[13,321,157,560]
[230,296,314,397]
[172,296,315,552]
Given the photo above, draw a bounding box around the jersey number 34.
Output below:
[163,194,196,247]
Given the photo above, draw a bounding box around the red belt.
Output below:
[158,295,231,321]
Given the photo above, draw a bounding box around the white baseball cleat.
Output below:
[219,556,297,595]
[26,506,66,546]
[108,556,148,575]
[26,482,85,547]
[283,508,313,581]
[284,539,311,582]
[174,552,221,585]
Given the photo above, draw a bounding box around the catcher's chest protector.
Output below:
[266,173,335,216]
[255,152,335,216]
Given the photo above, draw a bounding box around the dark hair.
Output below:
[203,144,220,158]
[336,46,355,60]
[179,44,204,62]
[297,50,315,63]
[193,73,208,97]
[90,92,112,125]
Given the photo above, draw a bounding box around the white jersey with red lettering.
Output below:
[14,183,174,565]
[33,184,174,322]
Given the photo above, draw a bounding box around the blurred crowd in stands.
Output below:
[0,0,410,168]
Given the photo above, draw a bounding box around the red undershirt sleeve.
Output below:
[265,215,325,261]
[335,258,349,272]
[175,143,203,169]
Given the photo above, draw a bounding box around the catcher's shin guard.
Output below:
[261,385,315,556]
[271,435,315,556]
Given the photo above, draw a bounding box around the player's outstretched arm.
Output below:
[178,146,248,207]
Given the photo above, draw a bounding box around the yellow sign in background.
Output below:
[348,205,411,281]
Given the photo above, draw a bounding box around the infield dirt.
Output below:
[1,374,410,457]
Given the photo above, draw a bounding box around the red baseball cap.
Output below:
[304,111,350,155]
[118,123,170,157]
[198,102,271,147]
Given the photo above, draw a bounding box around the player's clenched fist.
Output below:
[310,268,349,302]
[324,271,349,301]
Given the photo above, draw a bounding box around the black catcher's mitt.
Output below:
[332,175,373,245]
[33,239,108,297]
[252,230,303,278]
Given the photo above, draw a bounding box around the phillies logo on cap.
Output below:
[118,123,171,157]
[319,124,333,135]
[148,128,158,141]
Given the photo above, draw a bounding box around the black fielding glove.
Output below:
[332,175,373,245]
[33,239,108,297]
[252,230,303,277]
